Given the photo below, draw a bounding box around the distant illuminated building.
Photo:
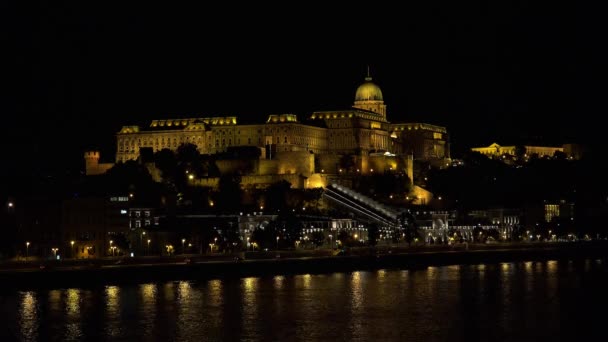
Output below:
[87,70,451,189]
[471,142,580,160]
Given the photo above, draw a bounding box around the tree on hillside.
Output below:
[514,145,527,163]
[177,143,204,175]
[154,149,177,182]
[266,180,291,211]
[215,175,242,212]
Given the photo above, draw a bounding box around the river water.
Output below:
[1,259,607,341]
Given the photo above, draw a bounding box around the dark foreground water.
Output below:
[2,259,607,341]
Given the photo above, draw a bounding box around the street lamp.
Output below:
[70,240,75,258]
[52,248,58,259]
[182,238,186,254]
[147,239,151,255]
[109,240,114,256]
[25,242,30,261]
[276,236,280,250]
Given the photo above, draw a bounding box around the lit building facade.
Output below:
[88,72,450,188]
[471,142,580,160]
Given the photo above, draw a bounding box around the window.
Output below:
[135,220,141,228]
[145,220,151,226]
[144,211,150,217]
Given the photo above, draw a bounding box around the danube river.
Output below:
[2,259,607,341]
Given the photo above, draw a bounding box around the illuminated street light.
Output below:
[52,247,58,259]
[147,239,151,255]
[25,242,30,261]
[276,236,280,250]
[70,240,75,258]
[182,238,186,254]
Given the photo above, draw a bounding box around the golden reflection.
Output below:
[274,275,285,290]
[500,263,513,298]
[20,291,38,339]
[524,261,533,272]
[66,289,81,316]
[139,283,157,339]
[65,289,83,339]
[242,277,259,322]
[350,272,363,310]
[105,285,121,321]
[302,274,312,289]
[377,269,386,280]
[476,264,486,281]
[208,279,222,307]
[178,281,192,300]
[243,277,258,293]
[400,270,409,280]
[547,260,558,274]
[447,265,460,272]
[427,266,437,279]
[141,283,157,302]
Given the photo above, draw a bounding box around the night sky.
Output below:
[2,2,605,179]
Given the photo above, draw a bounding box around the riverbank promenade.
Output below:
[1,241,606,289]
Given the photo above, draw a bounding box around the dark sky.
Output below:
[2,2,605,177]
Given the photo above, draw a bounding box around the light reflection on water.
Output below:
[4,259,608,341]
[19,292,37,341]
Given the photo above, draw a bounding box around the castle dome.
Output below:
[355,75,383,102]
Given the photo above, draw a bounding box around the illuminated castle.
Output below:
[87,71,450,191]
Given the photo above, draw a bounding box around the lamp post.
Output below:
[182,238,186,255]
[70,240,75,258]
[52,248,58,259]
[214,237,218,253]
[109,240,114,257]
[276,236,279,250]
[147,239,151,255]
[25,242,30,261]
